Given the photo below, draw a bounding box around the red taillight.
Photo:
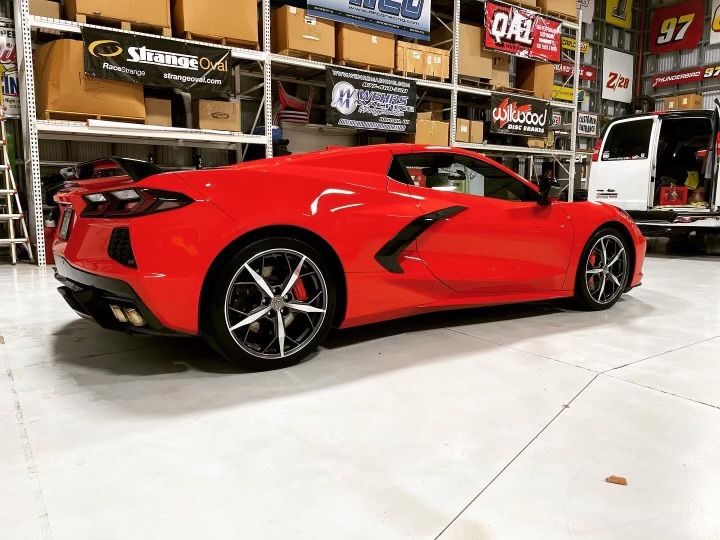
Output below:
[592,139,602,162]
[715,133,720,156]
[81,188,192,218]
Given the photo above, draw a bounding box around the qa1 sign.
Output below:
[602,48,633,104]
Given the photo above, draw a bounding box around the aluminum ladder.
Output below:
[0,116,34,264]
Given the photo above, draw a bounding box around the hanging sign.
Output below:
[551,112,563,127]
[326,66,416,133]
[484,0,562,63]
[578,113,599,137]
[555,62,597,81]
[490,93,549,136]
[648,0,703,54]
[561,36,590,54]
[552,85,586,102]
[578,0,595,24]
[602,48,634,103]
[652,64,720,88]
[308,0,431,40]
[605,0,633,29]
[711,0,720,45]
[0,29,19,118]
[81,27,232,95]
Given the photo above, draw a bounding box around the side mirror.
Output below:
[538,177,561,205]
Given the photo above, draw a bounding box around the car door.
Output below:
[389,151,574,294]
[588,116,660,210]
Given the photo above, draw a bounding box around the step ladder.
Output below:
[0,115,34,264]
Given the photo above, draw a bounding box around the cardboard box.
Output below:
[173,0,258,45]
[193,99,240,130]
[431,24,493,80]
[516,59,555,99]
[424,46,450,80]
[65,0,171,28]
[30,0,61,18]
[666,93,703,110]
[396,41,425,75]
[271,6,334,58]
[456,118,471,142]
[491,54,510,88]
[417,101,444,120]
[527,137,546,148]
[470,120,484,143]
[34,39,145,121]
[145,98,172,127]
[410,119,449,145]
[536,0,576,18]
[336,24,395,69]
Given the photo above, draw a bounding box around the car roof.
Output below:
[608,109,713,124]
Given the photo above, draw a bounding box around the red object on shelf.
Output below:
[659,185,688,206]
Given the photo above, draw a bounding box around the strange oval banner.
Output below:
[484,0,562,63]
[326,66,416,133]
[81,27,232,95]
[490,93,549,137]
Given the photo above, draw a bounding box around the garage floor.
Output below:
[2,250,719,539]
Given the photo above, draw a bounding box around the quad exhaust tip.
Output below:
[110,304,146,327]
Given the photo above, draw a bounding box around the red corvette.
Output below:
[54,145,646,370]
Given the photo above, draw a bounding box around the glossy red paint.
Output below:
[54,144,646,335]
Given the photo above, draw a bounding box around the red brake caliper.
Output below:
[587,251,598,290]
[292,278,309,302]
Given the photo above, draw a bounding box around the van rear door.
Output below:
[588,116,660,211]
[713,101,720,211]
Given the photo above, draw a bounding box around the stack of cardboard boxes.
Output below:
[666,94,703,111]
[396,42,450,80]
[271,6,335,59]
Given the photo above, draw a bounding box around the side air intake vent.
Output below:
[108,227,136,268]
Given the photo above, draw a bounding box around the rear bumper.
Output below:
[54,256,186,337]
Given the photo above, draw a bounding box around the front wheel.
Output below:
[204,238,336,371]
[574,228,630,310]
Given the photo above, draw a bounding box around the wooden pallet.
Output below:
[277,49,333,64]
[181,31,259,50]
[73,14,171,37]
[545,9,579,23]
[459,76,493,89]
[337,59,393,73]
[503,0,541,10]
[40,110,145,124]
[494,85,534,96]
[394,69,449,82]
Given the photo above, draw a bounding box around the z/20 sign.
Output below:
[602,48,634,104]
[648,0,703,54]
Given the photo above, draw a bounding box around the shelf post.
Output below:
[567,11,582,203]
[14,0,45,265]
[262,0,273,158]
[449,0,460,146]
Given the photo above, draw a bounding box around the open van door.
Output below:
[588,115,661,211]
[712,100,720,212]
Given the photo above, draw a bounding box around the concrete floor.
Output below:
[1,251,719,539]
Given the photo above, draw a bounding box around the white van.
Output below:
[587,109,720,238]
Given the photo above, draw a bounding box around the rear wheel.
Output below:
[204,238,336,371]
[574,229,630,310]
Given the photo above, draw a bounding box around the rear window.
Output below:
[601,119,653,161]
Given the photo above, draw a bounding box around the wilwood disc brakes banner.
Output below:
[81,27,232,95]
[490,93,549,136]
[484,0,561,63]
[326,66,416,133]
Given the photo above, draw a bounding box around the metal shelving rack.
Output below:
[15,0,582,266]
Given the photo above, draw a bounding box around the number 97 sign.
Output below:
[649,0,703,54]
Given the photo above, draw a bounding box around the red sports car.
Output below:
[54,145,646,370]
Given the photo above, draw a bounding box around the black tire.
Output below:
[203,237,336,371]
[574,228,631,311]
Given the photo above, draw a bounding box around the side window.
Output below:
[389,153,537,202]
[602,119,653,161]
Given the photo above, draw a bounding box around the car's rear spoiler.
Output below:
[61,157,164,182]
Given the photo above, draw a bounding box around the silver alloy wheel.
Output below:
[224,248,328,360]
[584,234,628,305]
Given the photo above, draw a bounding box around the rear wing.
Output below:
[62,157,163,182]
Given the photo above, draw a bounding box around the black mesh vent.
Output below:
[108,228,136,268]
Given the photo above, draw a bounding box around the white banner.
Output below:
[578,0,595,25]
[0,28,19,118]
[711,0,720,46]
[602,48,634,104]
